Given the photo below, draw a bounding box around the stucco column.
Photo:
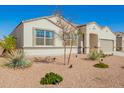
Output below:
[121,37,124,51]
[84,31,90,54]
[114,39,116,51]
[97,35,100,53]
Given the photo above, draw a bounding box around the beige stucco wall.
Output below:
[22,17,78,56]
[23,18,63,47]
[87,23,116,40]
[87,24,116,52]
[48,16,73,29]
[12,16,116,55]
[78,26,88,53]
[24,47,77,56]
[11,16,78,56]
[79,23,116,54]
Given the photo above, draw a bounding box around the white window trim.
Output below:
[34,28,54,47]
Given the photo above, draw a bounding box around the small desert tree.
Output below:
[0,35,16,55]
[67,27,85,65]
[67,29,78,65]
[54,12,77,65]
[55,14,68,65]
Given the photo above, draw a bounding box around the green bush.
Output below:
[0,35,16,56]
[99,50,107,58]
[94,63,109,68]
[88,50,100,60]
[6,50,32,69]
[40,72,63,85]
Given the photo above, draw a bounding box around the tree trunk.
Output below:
[67,39,73,65]
[1,49,6,56]
[64,40,66,65]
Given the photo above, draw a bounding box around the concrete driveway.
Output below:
[113,51,124,57]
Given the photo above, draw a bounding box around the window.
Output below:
[36,30,44,37]
[35,29,54,46]
[92,26,96,30]
[65,34,77,46]
[46,31,54,45]
[117,34,120,37]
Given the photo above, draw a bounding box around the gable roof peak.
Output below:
[22,15,56,23]
[88,21,97,24]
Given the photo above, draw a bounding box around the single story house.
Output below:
[114,32,124,51]
[11,15,78,56]
[11,15,116,56]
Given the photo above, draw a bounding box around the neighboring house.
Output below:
[114,32,124,51]
[11,15,116,56]
[77,22,116,54]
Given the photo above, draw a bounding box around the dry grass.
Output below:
[0,54,124,88]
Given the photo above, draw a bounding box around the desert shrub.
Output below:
[88,50,100,60]
[94,63,109,68]
[5,50,32,69]
[116,47,121,51]
[40,72,63,85]
[108,53,113,56]
[99,50,107,58]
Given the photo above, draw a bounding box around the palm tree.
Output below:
[0,35,16,56]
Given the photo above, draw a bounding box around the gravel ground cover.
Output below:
[0,54,124,88]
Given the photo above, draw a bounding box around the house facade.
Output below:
[114,32,124,51]
[11,15,116,56]
[11,15,78,56]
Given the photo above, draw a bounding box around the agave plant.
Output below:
[6,49,32,69]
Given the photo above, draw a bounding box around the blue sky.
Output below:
[0,5,124,39]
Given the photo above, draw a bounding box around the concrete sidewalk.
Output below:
[113,51,124,57]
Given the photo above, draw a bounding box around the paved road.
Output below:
[113,51,124,57]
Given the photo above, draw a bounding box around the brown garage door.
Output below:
[100,39,114,53]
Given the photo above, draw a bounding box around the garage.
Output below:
[100,39,114,53]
